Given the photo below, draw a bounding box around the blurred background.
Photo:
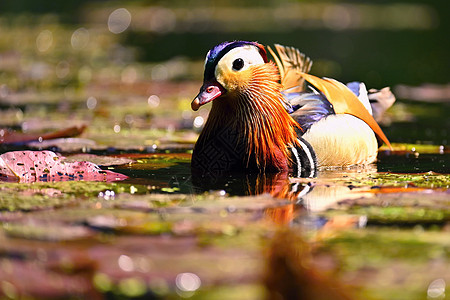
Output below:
[0,0,449,147]
[0,3,449,298]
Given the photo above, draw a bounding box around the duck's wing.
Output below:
[268,43,331,131]
[299,73,393,149]
[284,90,334,134]
[269,44,393,149]
[347,82,396,122]
[268,44,312,93]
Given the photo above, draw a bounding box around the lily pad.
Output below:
[0,151,128,182]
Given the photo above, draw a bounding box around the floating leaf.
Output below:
[0,125,86,145]
[0,150,128,182]
[3,221,94,241]
[63,154,134,166]
[27,137,97,153]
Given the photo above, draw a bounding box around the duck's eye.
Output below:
[232,58,244,71]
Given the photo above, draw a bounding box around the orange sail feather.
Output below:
[299,72,393,150]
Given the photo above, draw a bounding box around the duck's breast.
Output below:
[302,114,378,167]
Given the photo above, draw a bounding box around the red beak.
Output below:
[191,82,224,111]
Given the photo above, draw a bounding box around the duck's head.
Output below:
[191,41,301,171]
[191,41,269,111]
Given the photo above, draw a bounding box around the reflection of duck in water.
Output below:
[190,41,394,177]
[265,166,377,225]
[191,171,298,197]
[191,165,375,227]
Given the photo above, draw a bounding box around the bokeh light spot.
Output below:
[78,66,92,84]
[427,278,446,299]
[108,8,132,34]
[149,7,176,33]
[175,272,201,292]
[86,96,97,110]
[55,61,70,79]
[93,273,112,292]
[36,30,53,52]
[121,66,138,84]
[118,254,134,272]
[151,64,168,81]
[148,95,160,107]
[71,27,90,50]
[118,277,147,298]
[193,116,204,128]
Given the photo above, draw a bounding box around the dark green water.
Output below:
[111,151,449,196]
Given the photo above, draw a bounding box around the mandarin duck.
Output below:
[190,41,394,177]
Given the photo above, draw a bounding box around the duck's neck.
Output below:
[199,63,300,171]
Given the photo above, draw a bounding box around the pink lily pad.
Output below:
[0,150,128,182]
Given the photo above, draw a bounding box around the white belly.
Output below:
[302,114,378,167]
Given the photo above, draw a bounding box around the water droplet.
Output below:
[106,190,115,200]
[98,190,115,201]
[114,124,121,133]
[130,186,138,194]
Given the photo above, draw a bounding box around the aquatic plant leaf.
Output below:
[63,154,134,166]
[3,222,94,241]
[0,125,86,144]
[0,150,128,182]
[27,137,97,153]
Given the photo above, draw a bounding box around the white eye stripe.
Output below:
[215,45,265,75]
